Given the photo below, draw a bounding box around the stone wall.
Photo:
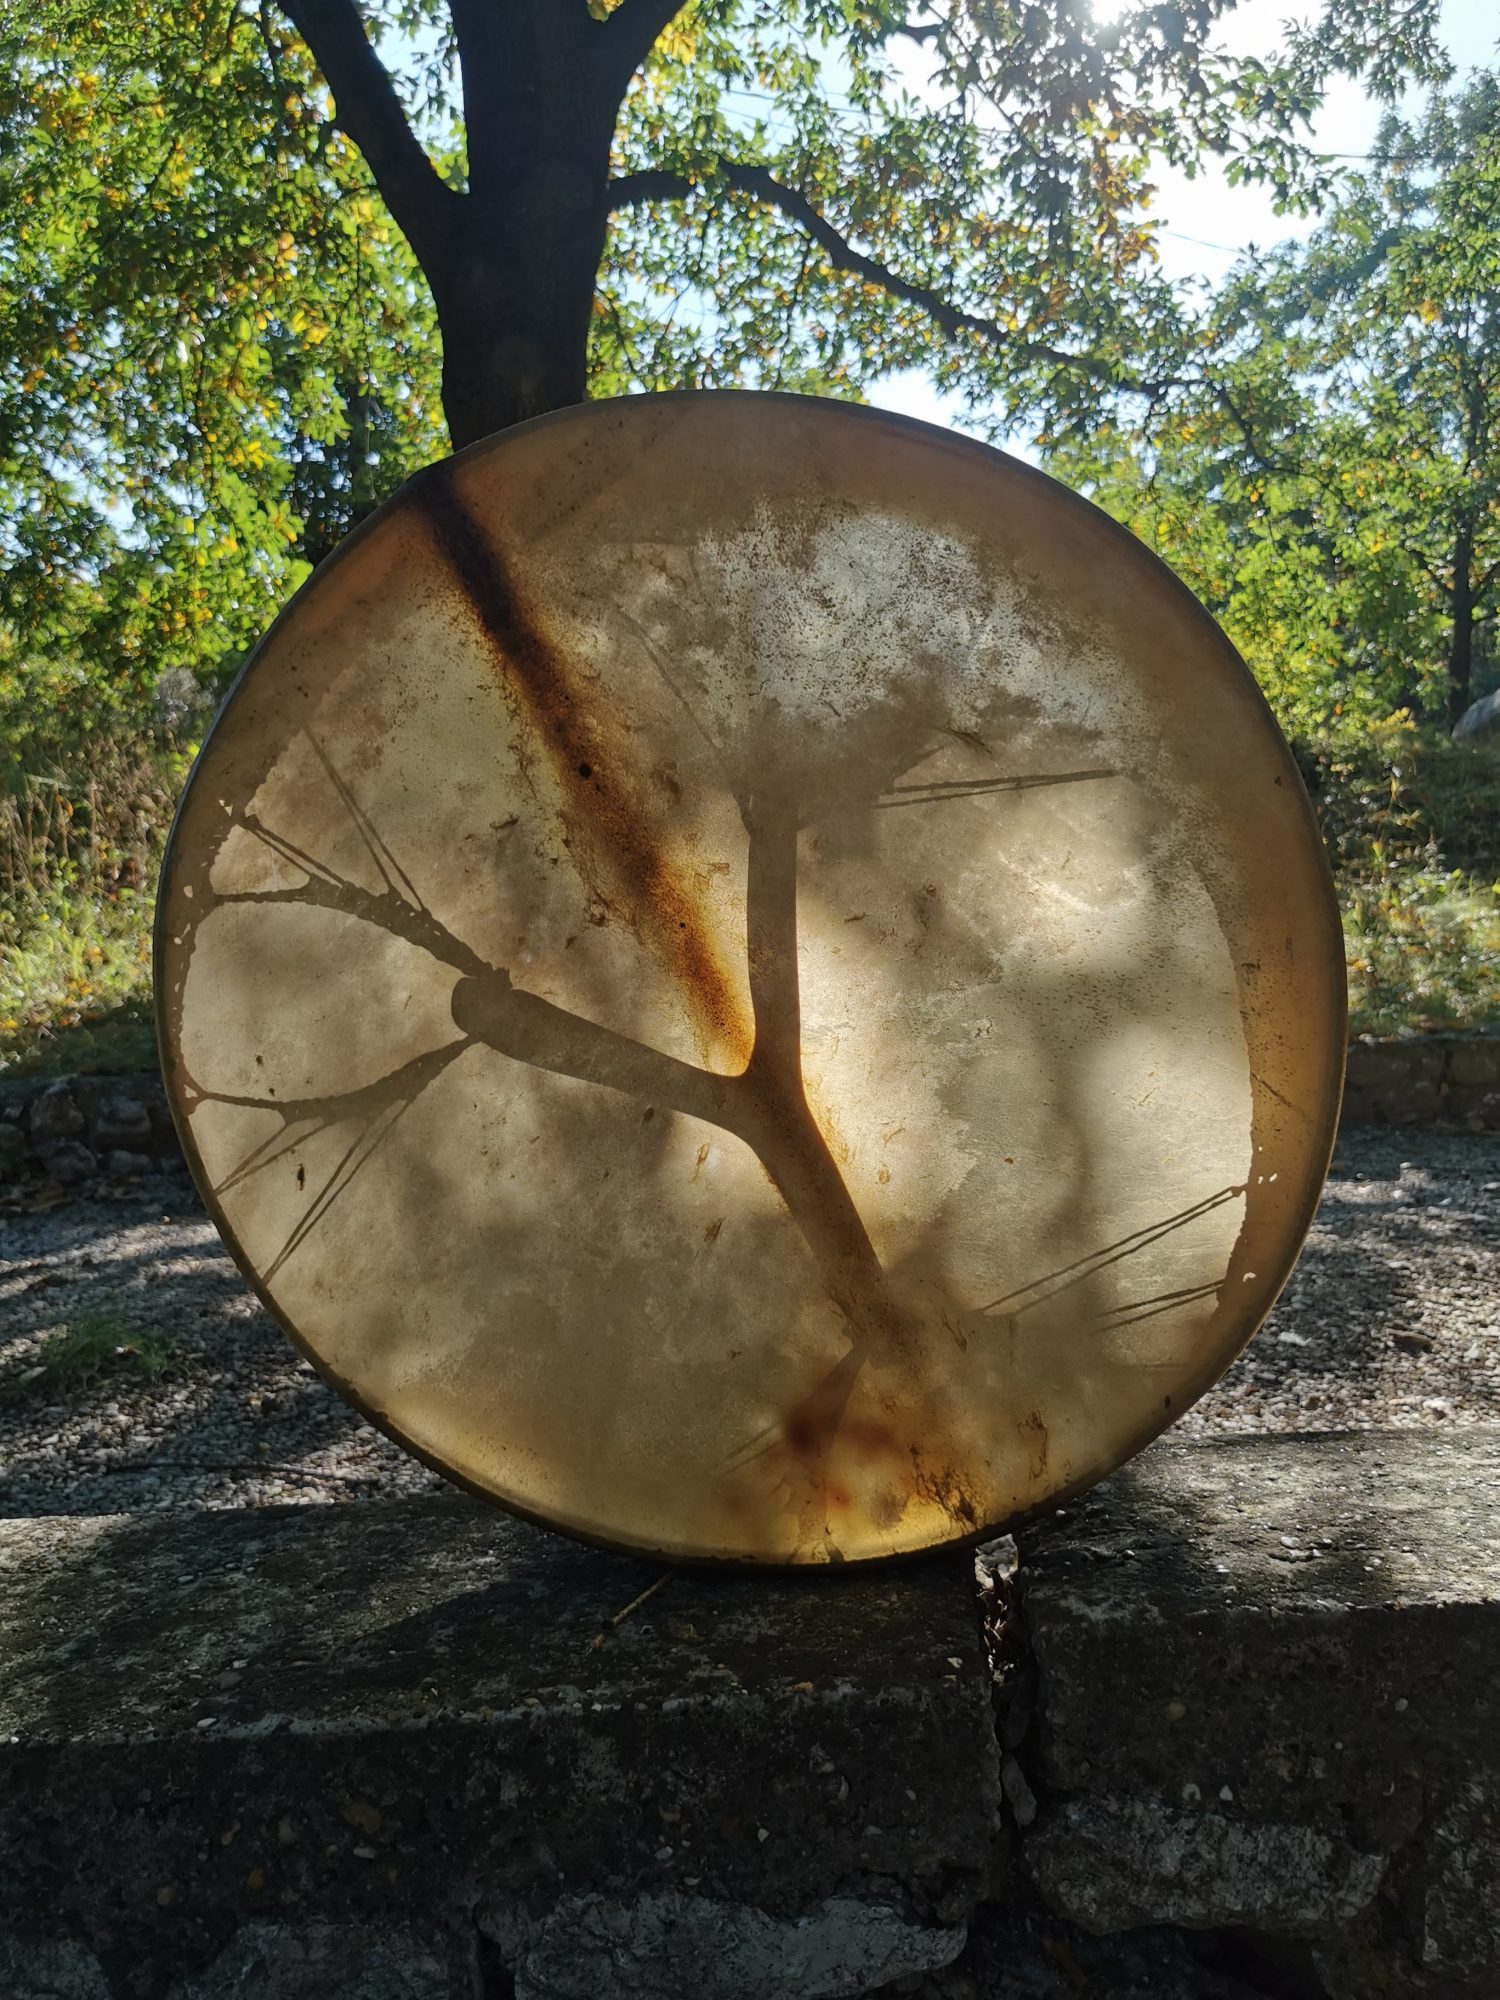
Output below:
[3,1036,1495,1192]
[0,1500,1001,2000]
[1342,1034,1500,1129]
[0,1073,180,1185]
[2,1431,1497,1999]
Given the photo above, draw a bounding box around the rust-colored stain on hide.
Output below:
[154,393,1345,1567]
[415,462,753,1070]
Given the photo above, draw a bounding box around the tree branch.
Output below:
[599,0,695,88]
[218,876,482,975]
[278,0,460,277]
[446,0,515,197]
[607,162,1128,384]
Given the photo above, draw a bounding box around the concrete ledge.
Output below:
[0,1500,1000,1999]
[1014,1430,1500,2000]
[6,1432,1499,1998]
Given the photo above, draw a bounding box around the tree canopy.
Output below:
[1061,70,1500,729]
[1,1,444,755]
[0,0,1455,736]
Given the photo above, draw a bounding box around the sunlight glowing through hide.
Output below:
[156,393,1345,1564]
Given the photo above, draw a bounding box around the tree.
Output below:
[1330,74,1500,724]
[260,0,1454,444]
[0,2,1450,732]
[11,4,1452,443]
[0,5,447,735]
[1061,71,1500,730]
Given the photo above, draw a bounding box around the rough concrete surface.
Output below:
[166,1923,477,2000]
[0,1937,116,2000]
[913,1901,1308,1999]
[1016,1429,1500,1998]
[0,1498,998,1999]
[504,1891,963,2000]
[3,1111,1498,1998]
[0,1924,478,2000]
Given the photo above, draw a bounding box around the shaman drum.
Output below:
[157,393,1344,1564]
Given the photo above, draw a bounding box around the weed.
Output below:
[1,882,158,1076]
[2,1308,176,1402]
[1,721,181,1075]
[1344,866,1500,1036]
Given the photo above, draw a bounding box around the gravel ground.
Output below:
[1,1129,1495,1518]
[1180,1129,1499,1438]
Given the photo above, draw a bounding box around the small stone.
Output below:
[1218,1785,1234,1802]
[28,1082,85,1142]
[1001,1754,1038,1828]
[39,1138,96,1185]
[94,1095,153,1151]
[1393,1331,1435,1355]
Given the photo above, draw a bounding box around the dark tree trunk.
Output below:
[430,2,639,446]
[1448,518,1477,728]
[434,148,613,448]
[283,0,671,449]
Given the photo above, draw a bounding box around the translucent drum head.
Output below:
[157,392,1345,1564]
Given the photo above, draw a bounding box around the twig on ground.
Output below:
[588,1571,674,1651]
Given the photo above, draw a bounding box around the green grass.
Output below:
[0,883,158,1077]
[1,1307,176,1403]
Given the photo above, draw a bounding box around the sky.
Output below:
[868,0,1500,439]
